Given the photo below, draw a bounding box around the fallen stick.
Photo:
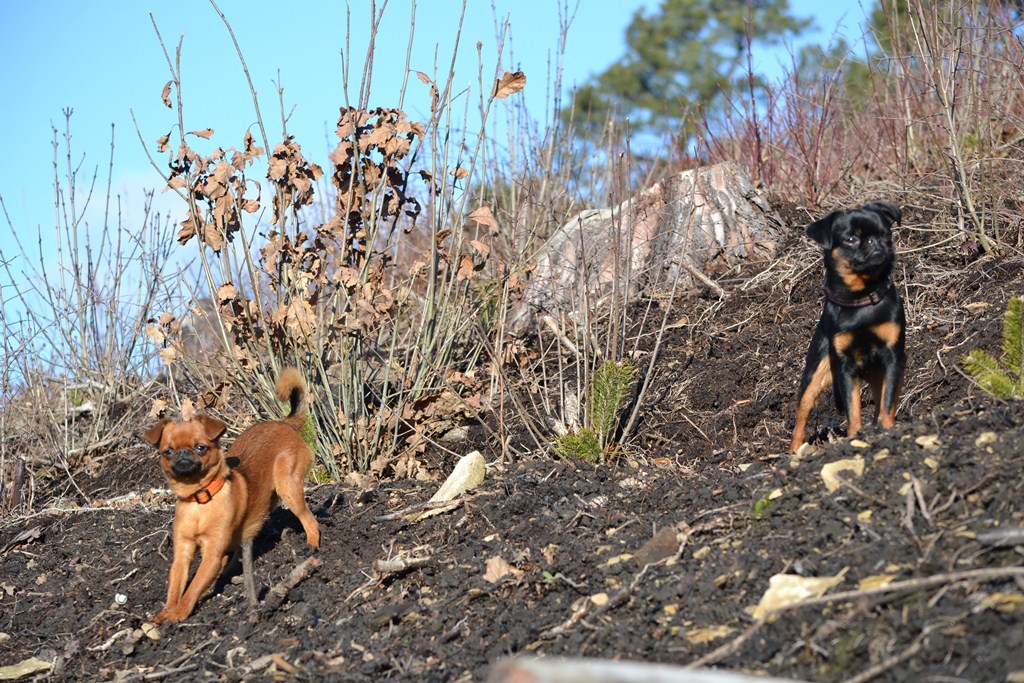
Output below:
[374,491,490,522]
[373,554,433,574]
[688,565,1024,669]
[680,259,726,299]
[261,557,320,613]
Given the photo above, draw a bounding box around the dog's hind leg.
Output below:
[278,477,321,549]
[241,538,258,608]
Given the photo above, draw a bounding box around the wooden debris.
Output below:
[261,557,320,613]
[373,553,433,574]
[509,161,782,334]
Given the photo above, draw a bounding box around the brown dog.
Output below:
[144,367,320,624]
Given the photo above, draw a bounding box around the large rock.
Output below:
[509,161,783,334]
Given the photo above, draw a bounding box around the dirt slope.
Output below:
[2,211,1023,682]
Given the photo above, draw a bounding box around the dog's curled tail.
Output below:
[275,366,309,430]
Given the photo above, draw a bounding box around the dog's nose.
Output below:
[170,452,201,476]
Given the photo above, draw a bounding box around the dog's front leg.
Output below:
[153,536,196,624]
[159,547,228,623]
[844,375,863,436]
[874,353,903,429]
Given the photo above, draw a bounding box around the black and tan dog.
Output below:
[144,367,320,623]
[790,202,906,453]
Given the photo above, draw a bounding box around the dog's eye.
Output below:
[195,444,207,453]
[162,448,173,457]
[843,235,859,246]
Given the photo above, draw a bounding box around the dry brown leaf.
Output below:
[217,283,239,302]
[202,223,225,251]
[145,323,165,344]
[178,212,201,245]
[750,570,847,621]
[483,556,522,584]
[451,166,469,180]
[149,399,168,418]
[243,129,264,157]
[468,239,490,259]
[188,128,215,139]
[0,657,51,679]
[685,625,735,645]
[467,205,499,234]
[457,254,476,281]
[161,81,173,108]
[429,84,440,113]
[180,398,196,421]
[199,382,232,410]
[493,70,526,99]
[156,133,170,153]
[415,71,432,84]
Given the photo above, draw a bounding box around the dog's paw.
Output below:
[153,606,189,624]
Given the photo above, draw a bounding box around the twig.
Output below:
[541,315,580,355]
[686,617,767,669]
[87,628,133,652]
[839,627,930,683]
[261,556,320,613]
[373,491,488,522]
[540,560,658,639]
[143,664,199,680]
[687,565,1024,668]
[977,526,1024,547]
[67,434,121,458]
[373,553,433,574]
[680,259,726,299]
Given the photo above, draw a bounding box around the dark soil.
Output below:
[2,210,1024,682]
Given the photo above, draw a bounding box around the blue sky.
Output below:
[0,0,867,273]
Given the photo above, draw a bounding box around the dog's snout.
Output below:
[170,451,202,476]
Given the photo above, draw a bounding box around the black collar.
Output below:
[824,276,893,308]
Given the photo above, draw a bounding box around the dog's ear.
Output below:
[865,201,901,226]
[806,212,839,248]
[195,414,227,442]
[144,419,170,446]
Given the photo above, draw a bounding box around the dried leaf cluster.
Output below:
[146,91,497,474]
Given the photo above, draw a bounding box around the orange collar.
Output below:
[181,476,227,504]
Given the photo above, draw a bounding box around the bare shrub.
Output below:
[702,0,1024,256]
[136,3,545,478]
[0,112,177,514]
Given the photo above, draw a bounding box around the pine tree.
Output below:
[563,0,810,134]
[962,297,1024,399]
